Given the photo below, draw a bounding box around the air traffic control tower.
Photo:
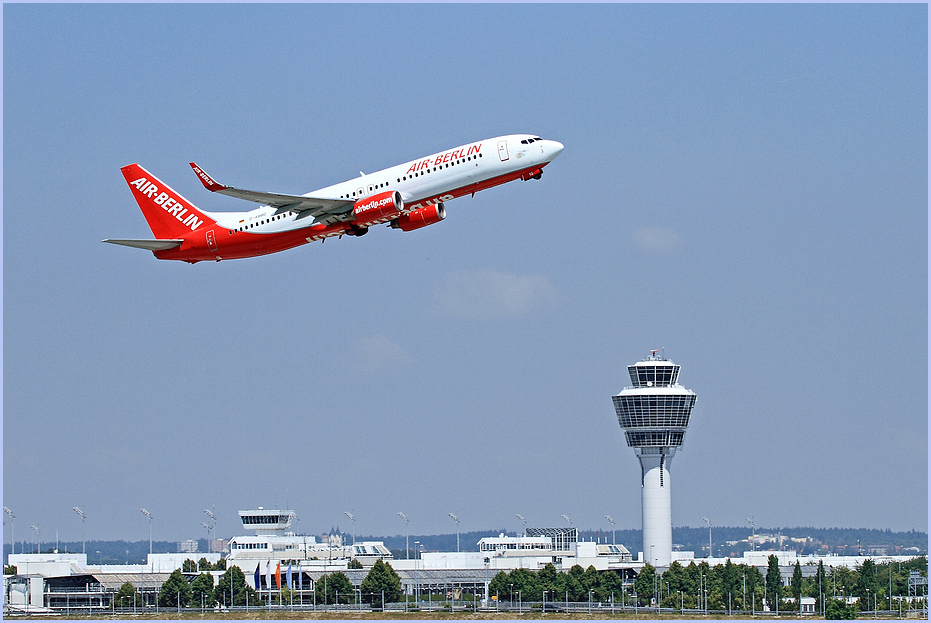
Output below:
[612,351,697,567]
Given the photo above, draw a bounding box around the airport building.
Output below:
[613,351,697,568]
[4,505,920,615]
[2,352,924,614]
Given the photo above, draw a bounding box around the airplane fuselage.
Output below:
[114,134,563,263]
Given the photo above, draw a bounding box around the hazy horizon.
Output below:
[4,4,926,544]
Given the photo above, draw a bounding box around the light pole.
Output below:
[203,509,216,552]
[515,514,526,537]
[448,514,459,553]
[702,517,712,558]
[397,512,409,560]
[344,512,356,546]
[140,509,153,556]
[3,507,14,555]
[651,544,656,609]
[31,525,40,554]
[605,515,616,545]
[73,507,86,554]
[201,522,213,554]
[746,516,755,551]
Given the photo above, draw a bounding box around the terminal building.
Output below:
[4,506,919,614]
[3,352,924,614]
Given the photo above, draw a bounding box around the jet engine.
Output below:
[353,190,404,226]
[391,204,446,232]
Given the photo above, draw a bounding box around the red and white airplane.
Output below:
[105,134,564,263]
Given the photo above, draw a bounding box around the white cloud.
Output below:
[435,268,560,320]
[350,334,414,374]
[634,226,683,253]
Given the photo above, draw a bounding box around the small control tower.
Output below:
[612,351,697,567]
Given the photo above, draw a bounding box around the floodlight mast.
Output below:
[344,511,356,546]
[204,508,216,552]
[397,512,409,560]
[140,509,153,556]
[605,515,616,545]
[73,507,86,554]
[612,352,697,567]
[4,507,14,555]
[449,513,460,553]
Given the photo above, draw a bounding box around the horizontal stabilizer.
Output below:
[103,239,184,251]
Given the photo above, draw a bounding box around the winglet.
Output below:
[189,162,228,192]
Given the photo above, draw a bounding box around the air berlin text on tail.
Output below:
[104,134,564,263]
[129,177,204,231]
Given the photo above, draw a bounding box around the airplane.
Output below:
[104,134,564,263]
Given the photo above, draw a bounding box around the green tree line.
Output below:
[487,555,926,614]
[115,558,405,609]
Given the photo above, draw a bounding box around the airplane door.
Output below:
[497,139,509,161]
[206,230,218,252]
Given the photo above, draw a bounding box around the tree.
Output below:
[182,558,197,573]
[316,572,354,605]
[765,554,782,611]
[600,570,624,603]
[583,565,602,600]
[348,558,363,569]
[663,561,696,609]
[791,561,804,608]
[721,559,740,610]
[745,564,765,611]
[3,565,16,575]
[537,562,563,597]
[114,581,141,608]
[813,560,827,611]
[190,573,214,607]
[158,569,192,608]
[566,564,586,601]
[509,567,541,602]
[360,559,401,609]
[853,559,878,611]
[215,564,261,607]
[489,571,510,601]
[197,557,211,571]
[826,598,857,619]
[635,563,655,606]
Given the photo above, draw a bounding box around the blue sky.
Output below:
[3,4,927,546]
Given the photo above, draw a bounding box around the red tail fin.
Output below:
[121,164,216,239]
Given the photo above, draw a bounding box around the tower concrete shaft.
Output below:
[612,352,696,567]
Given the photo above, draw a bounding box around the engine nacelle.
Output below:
[391,204,446,232]
[353,190,404,226]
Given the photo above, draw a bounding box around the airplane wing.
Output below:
[189,162,353,222]
[103,239,184,251]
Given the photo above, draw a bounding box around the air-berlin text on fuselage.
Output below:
[129,177,203,231]
[405,143,482,174]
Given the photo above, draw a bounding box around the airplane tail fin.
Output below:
[121,164,216,239]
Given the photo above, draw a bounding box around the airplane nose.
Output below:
[549,140,565,159]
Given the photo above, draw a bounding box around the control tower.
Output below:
[612,351,697,567]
